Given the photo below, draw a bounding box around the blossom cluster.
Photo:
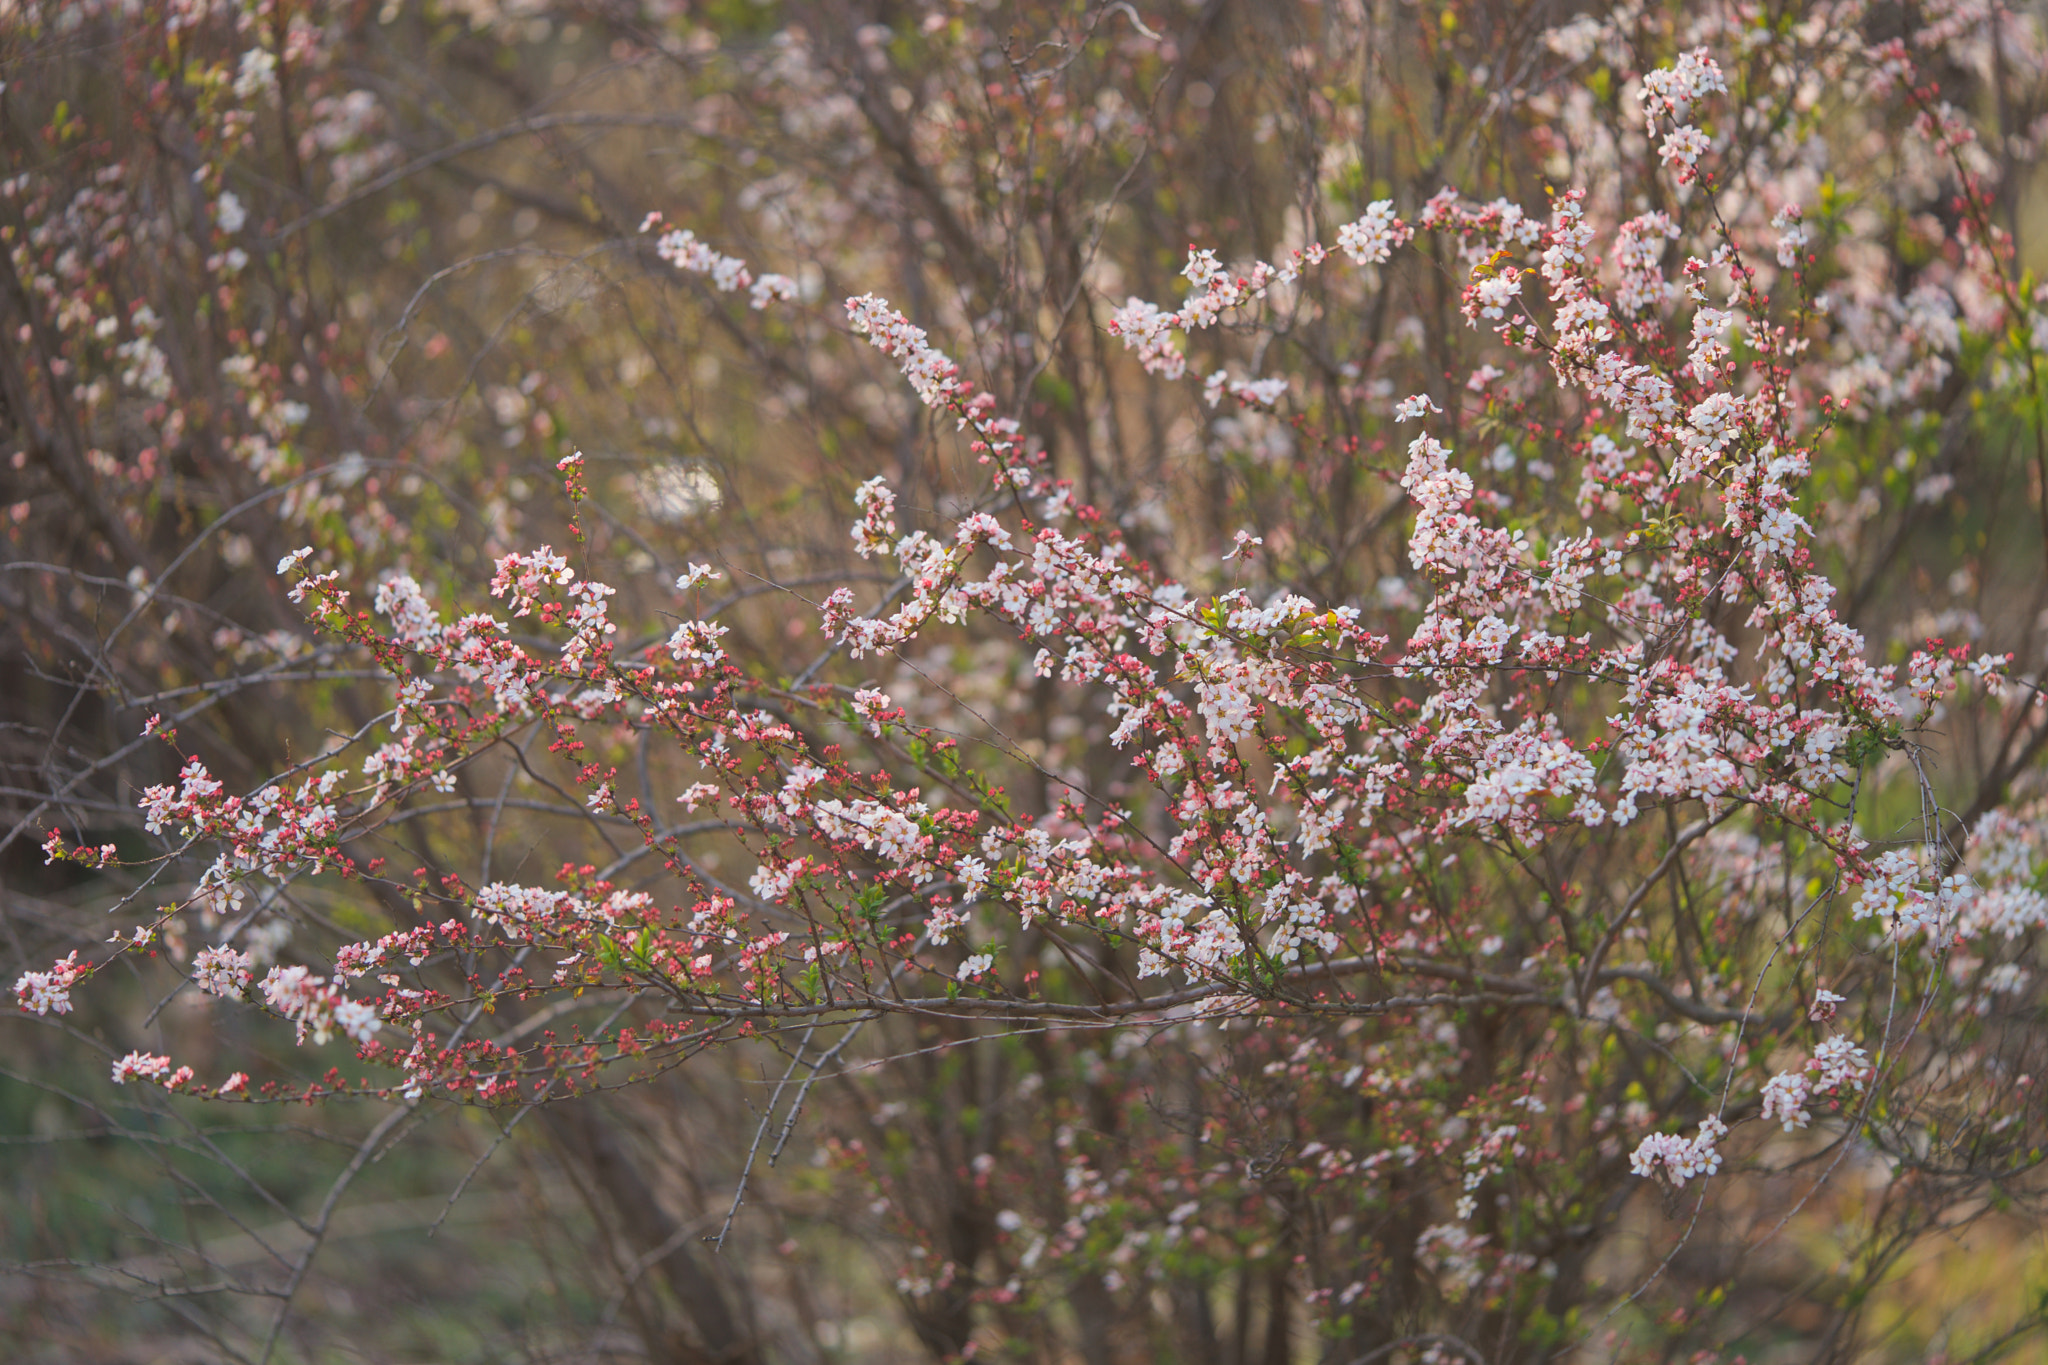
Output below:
[1629,1115,1729,1187]
[13,951,83,1016]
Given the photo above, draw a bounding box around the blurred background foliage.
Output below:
[4,0,2048,1361]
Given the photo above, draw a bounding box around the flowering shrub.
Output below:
[6,0,2048,1360]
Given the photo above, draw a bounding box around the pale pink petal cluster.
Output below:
[1629,1114,1727,1186]
[13,951,83,1016]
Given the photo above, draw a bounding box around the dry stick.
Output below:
[595,1208,727,1338]
[0,647,336,864]
[0,1058,313,1297]
[376,796,719,832]
[709,1011,901,1255]
[1571,750,1947,1362]
[707,928,944,1252]
[365,244,583,410]
[1343,1335,1487,1365]
[1743,985,1944,1264]
[1574,813,1725,1010]
[765,1018,871,1167]
[659,986,1542,1030]
[1557,866,1844,1359]
[35,462,396,808]
[263,112,719,246]
[120,667,390,707]
[255,1101,414,1365]
[1742,764,1957,1261]
[479,722,544,890]
[0,453,482,866]
[712,1024,818,1253]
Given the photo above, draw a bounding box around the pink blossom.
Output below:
[14,951,83,1016]
[112,1051,173,1085]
